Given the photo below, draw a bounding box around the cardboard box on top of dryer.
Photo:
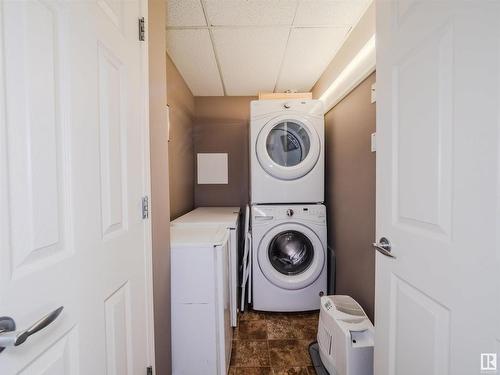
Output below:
[258,92,312,100]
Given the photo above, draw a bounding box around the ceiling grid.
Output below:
[165,0,371,96]
[272,0,301,93]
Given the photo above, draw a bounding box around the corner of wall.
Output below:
[148,0,171,373]
[312,2,375,101]
[166,53,196,219]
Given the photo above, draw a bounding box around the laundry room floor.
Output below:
[229,309,319,375]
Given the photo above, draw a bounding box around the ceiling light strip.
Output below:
[319,34,376,112]
[165,25,353,30]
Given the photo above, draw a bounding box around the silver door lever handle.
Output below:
[372,237,396,258]
[0,306,63,350]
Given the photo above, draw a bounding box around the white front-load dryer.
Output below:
[250,99,324,204]
[251,204,327,311]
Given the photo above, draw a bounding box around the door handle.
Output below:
[0,306,64,353]
[372,237,396,258]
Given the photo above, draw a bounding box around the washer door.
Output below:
[256,115,320,180]
[258,223,325,290]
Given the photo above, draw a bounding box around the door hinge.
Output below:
[146,366,153,375]
[138,17,145,41]
[142,196,149,219]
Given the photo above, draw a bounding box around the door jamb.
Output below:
[139,0,156,371]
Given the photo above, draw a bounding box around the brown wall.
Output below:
[148,0,171,373]
[193,96,256,209]
[166,54,195,219]
[324,73,376,321]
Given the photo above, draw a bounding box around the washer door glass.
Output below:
[268,230,314,275]
[266,121,311,167]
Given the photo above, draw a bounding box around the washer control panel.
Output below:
[252,205,325,224]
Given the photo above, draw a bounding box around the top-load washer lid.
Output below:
[258,222,325,290]
[170,207,240,228]
[256,115,320,180]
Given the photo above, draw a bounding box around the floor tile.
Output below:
[239,310,268,321]
[268,340,312,368]
[272,367,309,375]
[265,311,319,322]
[229,367,273,375]
[267,319,317,340]
[231,310,318,374]
[236,319,268,340]
[230,340,270,367]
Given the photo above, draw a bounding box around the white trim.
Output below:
[140,0,156,372]
[319,35,376,113]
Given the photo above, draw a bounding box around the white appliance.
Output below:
[251,204,327,311]
[250,99,325,204]
[170,225,232,375]
[171,206,240,327]
[317,295,374,375]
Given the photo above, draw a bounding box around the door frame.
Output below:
[139,0,156,370]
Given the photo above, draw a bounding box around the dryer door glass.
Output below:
[268,230,314,275]
[266,121,311,167]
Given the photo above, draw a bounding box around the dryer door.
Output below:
[256,115,320,180]
[257,223,325,290]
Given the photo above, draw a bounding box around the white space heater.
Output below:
[317,295,374,375]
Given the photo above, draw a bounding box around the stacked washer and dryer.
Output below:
[249,99,327,312]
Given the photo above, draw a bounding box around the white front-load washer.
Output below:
[250,99,324,204]
[251,204,327,311]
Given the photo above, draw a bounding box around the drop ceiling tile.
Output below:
[294,0,370,26]
[276,27,349,92]
[204,0,298,26]
[212,27,290,95]
[166,29,224,96]
[166,0,207,27]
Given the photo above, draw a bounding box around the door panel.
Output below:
[3,1,73,279]
[98,43,128,238]
[388,275,450,375]
[97,0,125,32]
[17,328,78,375]
[105,283,133,375]
[393,25,453,238]
[0,1,153,374]
[375,1,500,374]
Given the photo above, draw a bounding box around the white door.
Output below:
[375,1,500,374]
[0,1,154,374]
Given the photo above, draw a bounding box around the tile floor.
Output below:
[229,309,319,375]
